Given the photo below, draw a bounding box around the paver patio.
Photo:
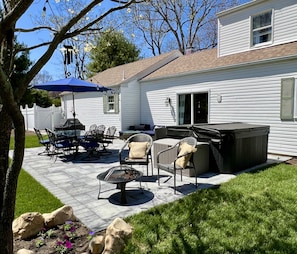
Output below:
[14,139,288,232]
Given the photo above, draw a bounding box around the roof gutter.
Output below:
[117,50,182,86]
[217,0,266,17]
[141,54,297,83]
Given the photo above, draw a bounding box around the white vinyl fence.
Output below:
[21,104,64,131]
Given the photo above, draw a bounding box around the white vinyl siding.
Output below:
[141,59,297,156]
[121,80,141,130]
[62,91,121,135]
[218,0,297,57]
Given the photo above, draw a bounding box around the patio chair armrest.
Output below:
[156,145,177,163]
[119,143,129,161]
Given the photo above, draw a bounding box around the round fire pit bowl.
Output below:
[97,165,143,204]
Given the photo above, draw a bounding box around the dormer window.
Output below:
[252,10,272,46]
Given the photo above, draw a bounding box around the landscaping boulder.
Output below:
[12,212,44,240]
[16,249,34,254]
[105,217,133,240]
[103,234,125,254]
[89,235,105,254]
[43,205,76,228]
[103,218,133,254]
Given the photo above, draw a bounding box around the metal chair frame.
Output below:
[119,133,153,176]
[34,128,50,155]
[157,136,198,194]
[45,128,78,158]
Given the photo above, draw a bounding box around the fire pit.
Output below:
[97,165,143,204]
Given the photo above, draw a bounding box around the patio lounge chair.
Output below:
[34,128,50,155]
[157,136,198,194]
[119,133,153,175]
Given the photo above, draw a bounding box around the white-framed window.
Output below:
[103,94,119,114]
[251,10,273,46]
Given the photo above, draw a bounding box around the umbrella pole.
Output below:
[72,92,77,138]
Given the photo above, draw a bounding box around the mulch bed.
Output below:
[285,157,297,166]
[13,221,106,253]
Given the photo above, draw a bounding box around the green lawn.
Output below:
[124,163,297,253]
[10,131,42,150]
[15,170,63,217]
[13,133,63,217]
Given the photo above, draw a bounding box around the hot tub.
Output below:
[191,123,270,173]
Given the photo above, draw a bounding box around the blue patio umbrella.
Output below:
[33,77,111,118]
[33,77,112,136]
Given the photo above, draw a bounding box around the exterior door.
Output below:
[178,92,208,125]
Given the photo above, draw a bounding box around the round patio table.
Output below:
[97,165,143,204]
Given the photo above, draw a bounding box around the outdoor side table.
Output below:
[97,165,143,204]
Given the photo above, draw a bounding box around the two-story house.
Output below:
[61,0,297,156]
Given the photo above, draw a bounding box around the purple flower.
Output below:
[66,220,72,224]
[65,240,72,249]
[89,231,95,236]
[70,226,76,233]
[64,234,69,240]
[56,240,63,246]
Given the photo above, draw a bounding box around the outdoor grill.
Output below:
[55,118,85,131]
[54,118,85,137]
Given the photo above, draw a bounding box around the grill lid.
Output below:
[55,118,85,131]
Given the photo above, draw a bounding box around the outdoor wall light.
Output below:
[165,97,171,106]
[217,94,222,103]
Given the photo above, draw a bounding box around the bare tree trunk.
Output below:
[0,108,25,254]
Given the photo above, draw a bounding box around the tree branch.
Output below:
[15,26,58,34]
[0,0,34,42]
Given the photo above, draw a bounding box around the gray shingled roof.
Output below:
[88,50,182,87]
[142,41,297,81]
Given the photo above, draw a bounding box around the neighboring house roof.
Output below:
[89,50,182,87]
[142,41,297,81]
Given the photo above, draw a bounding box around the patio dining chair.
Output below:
[88,124,97,135]
[100,126,117,153]
[45,128,78,158]
[96,125,106,135]
[157,136,198,194]
[79,129,100,158]
[34,128,50,155]
[119,133,153,176]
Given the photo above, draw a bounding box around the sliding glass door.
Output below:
[178,92,208,125]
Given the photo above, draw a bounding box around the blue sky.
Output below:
[17,0,251,80]
[17,1,63,79]
[16,0,117,80]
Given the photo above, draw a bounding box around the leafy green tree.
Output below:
[87,29,140,75]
